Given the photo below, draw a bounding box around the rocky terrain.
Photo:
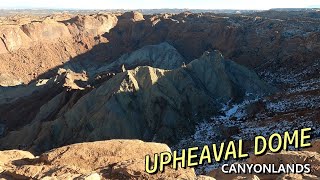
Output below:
[209,140,320,180]
[1,10,320,85]
[0,9,319,179]
[0,140,319,179]
[0,140,197,179]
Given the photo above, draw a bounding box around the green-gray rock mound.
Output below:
[0,50,274,153]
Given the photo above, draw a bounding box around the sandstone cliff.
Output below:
[1,11,320,86]
[0,13,117,84]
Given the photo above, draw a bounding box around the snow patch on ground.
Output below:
[172,93,319,175]
[172,60,320,175]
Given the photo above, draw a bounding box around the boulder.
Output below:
[0,73,22,87]
[0,150,35,164]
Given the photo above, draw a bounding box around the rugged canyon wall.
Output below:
[1,11,320,85]
[0,13,118,84]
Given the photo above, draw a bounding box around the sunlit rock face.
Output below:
[0,140,196,179]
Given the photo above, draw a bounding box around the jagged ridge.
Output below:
[0,49,273,153]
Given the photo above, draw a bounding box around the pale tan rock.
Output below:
[0,150,35,164]
[196,175,216,180]
[76,173,101,180]
[277,173,319,180]
[75,14,118,35]
[21,19,72,42]
[40,140,170,171]
[208,169,260,180]
[122,11,144,22]
[0,25,32,52]
[4,165,43,179]
[0,73,22,86]
[40,173,81,180]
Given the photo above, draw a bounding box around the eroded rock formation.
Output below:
[0,13,117,84]
[0,50,273,153]
[1,11,320,85]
